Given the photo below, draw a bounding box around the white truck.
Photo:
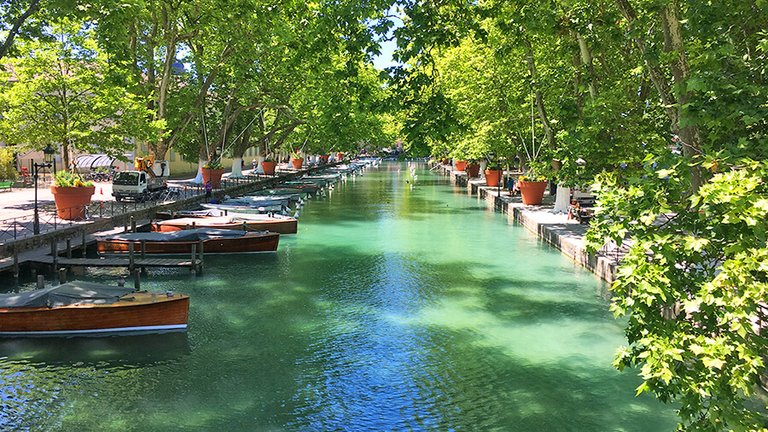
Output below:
[112,157,168,202]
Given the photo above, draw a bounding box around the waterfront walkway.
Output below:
[438,164,623,284]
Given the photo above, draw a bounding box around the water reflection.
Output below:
[0,331,190,365]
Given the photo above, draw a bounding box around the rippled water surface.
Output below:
[0,163,677,431]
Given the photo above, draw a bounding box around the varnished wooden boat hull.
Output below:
[0,292,189,336]
[97,233,280,254]
[155,219,297,234]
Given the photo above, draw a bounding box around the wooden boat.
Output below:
[250,188,314,200]
[154,214,298,234]
[0,281,189,336]
[201,202,287,214]
[97,228,280,255]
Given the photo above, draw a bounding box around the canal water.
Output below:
[0,162,677,431]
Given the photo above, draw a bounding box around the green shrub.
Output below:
[0,148,17,181]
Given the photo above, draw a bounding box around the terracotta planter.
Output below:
[202,168,225,189]
[466,163,481,178]
[484,169,502,187]
[290,158,304,169]
[454,160,467,172]
[336,152,344,161]
[51,185,95,220]
[519,180,548,205]
[261,161,276,175]
[319,155,330,164]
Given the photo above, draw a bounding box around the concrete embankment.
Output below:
[437,164,618,284]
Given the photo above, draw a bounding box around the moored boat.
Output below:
[201,202,287,215]
[0,281,189,337]
[97,228,280,255]
[154,214,298,234]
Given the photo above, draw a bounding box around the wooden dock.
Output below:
[29,256,203,274]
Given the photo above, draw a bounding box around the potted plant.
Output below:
[319,154,330,164]
[336,151,344,162]
[290,149,304,169]
[484,161,503,187]
[261,154,277,175]
[51,170,95,220]
[202,159,225,189]
[518,173,548,205]
[466,159,481,178]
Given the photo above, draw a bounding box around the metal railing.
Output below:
[0,185,205,242]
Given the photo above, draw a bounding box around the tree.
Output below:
[0,19,159,168]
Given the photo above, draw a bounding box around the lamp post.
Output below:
[33,144,55,235]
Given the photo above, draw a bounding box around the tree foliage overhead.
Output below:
[390,0,768,430]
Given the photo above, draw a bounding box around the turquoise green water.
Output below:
[0,162,677,431]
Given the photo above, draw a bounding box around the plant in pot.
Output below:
[290,149,304,169]
[51,170,95,220]
[518,160,549,205]
[484,160,503,187]
[202,159,225,189]
[261,154,277,175]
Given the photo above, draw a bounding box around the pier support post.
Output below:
[133,269,141,290]
[36,275,45,289]
[12,247,19,281]
[197,240,204,276]
[58,268,67,284]
[50,239,58,271]
[130,216,136,233]
[81,230,87,257]
[190,243,197,274]
[128,242,135,272]
[66,239,72,258]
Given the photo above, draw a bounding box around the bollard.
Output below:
[58,268,67,284]
[36,275,45,289]
[133,269,141,290]
[130,216,136,233]
[81,230,87,257]
[140,240,146,258]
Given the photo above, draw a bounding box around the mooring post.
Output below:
[192,221,196,229]
[197,240,204,276]
[66,238,72,258]
[242,221,247,231]
[13,248,19,281]
[128,242,135,272]
[36,275,45,289]
[81,230,87,257]
[133,269,141,290]
[58,268,67,284]
[140,240,146,258]
[190,243,197,273]
[50,238,58,271]
[130,216,136,233]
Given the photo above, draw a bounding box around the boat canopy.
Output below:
[0,282,135,308]
[106,228,248,242]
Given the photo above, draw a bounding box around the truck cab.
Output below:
[113,170,167,202]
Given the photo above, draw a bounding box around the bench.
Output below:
[0,181,12,192]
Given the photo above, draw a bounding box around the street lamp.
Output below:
[33,145,55,235]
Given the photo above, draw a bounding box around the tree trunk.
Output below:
[660,1,703,192]
[523,38,556,149]
[576,32,598,99]
[0,0,41,61]
[230,157,243,178]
